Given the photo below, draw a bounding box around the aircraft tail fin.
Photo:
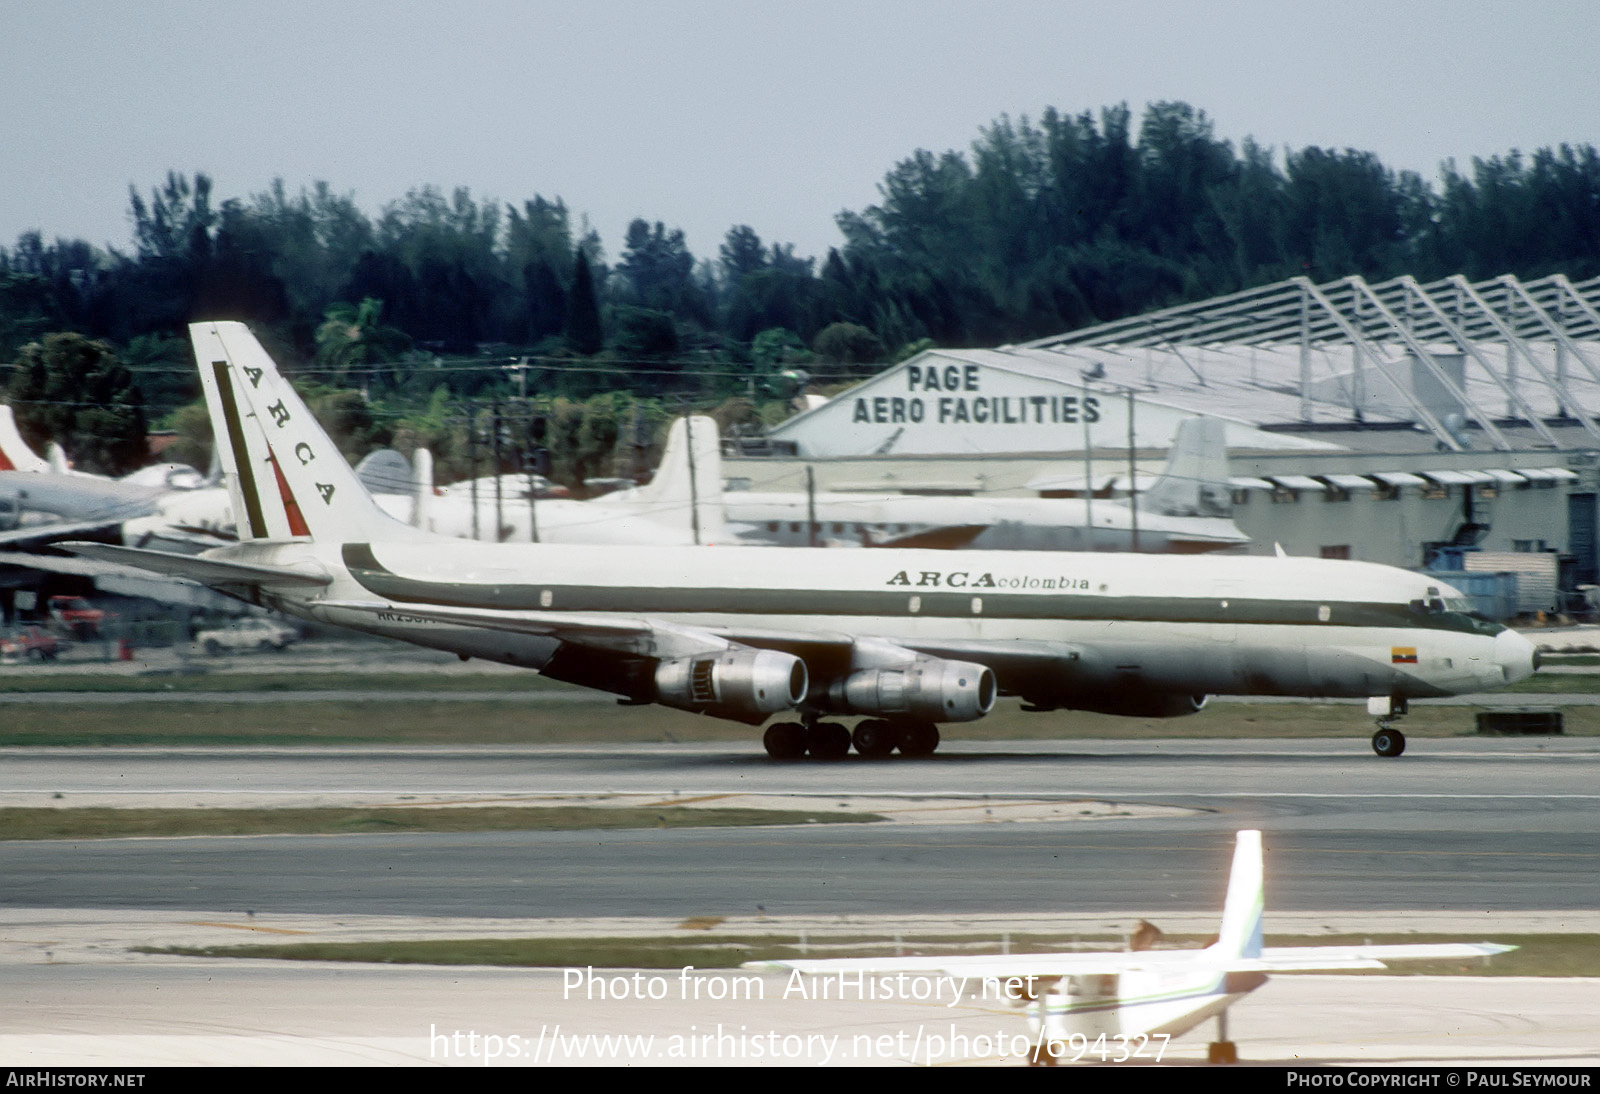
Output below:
[1140,416,1232,518]
[46,442,73,474]
[0,405,53,473]
[190,321,414,545]
[1211,829,1265,960]
[412,447,435,532]
[623,416,729,545]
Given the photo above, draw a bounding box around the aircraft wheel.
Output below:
[762,722,807,761]
[1207,1040,1238,1065]
[851,719,896,758]
[806,721,851,761]
[1371,726,1406,758]
[895,720,940,758]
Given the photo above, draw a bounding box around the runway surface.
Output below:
[5,738,1600,917]
[4,737,1598,1066]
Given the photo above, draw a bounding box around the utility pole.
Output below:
[1127,388,1140,553]
[684,417,702,546]
[1082,377,1094,551]
[467,410,479,542]
[806,466,819,548]
[492,395,503,542]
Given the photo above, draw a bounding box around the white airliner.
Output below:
[64,322,1537,759]
[746,830,1514,1065]
[725,416,1249,553]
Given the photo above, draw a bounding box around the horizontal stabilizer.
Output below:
[57,541,332,587]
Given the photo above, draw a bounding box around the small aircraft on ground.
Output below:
[746,830,1514,1064]
[63,322,1537,759]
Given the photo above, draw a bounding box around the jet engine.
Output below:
[654,647,808,721]
[826,657,997,723]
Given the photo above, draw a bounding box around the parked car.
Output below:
[0,626,61,662]
[48,595,106,639]
[194,618,298,656]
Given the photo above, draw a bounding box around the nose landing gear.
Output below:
[1367,696,1409,757]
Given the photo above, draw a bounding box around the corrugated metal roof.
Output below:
[1010,272,1600,452]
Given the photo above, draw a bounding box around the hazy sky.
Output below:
[5,1,1599,264]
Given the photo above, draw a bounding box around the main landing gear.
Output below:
[1367,696,1409,758]
[1207,1012,1239,1064]
[762,717,941,760]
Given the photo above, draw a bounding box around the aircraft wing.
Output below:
[1253,942,1515,968]
[315,598,772,660]
[319,595,1077,686]
[747,941,1513,980]
[748,951,1221,978]
[0,517,134,550]
[56,542,333,588]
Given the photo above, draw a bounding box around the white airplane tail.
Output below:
[412,447,435,532]
[611,416,729,545]
[0,405,53,474]
[1140,417,1232,518]
[190,321,416,545]
[1210,829,1265,960]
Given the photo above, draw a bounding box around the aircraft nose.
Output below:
[1494,628,1540,685]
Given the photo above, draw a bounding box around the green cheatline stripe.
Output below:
[214,361,265,539]
[341,544,1493,636]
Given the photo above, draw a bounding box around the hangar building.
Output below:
[730,273,1600,611]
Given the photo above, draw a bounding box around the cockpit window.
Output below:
[1408,591,1506,635]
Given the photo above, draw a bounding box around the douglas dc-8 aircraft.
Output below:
[747,831,1514,1064]
[66,322,1537,759]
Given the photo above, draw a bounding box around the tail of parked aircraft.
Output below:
[1210,829,1266,961]
[599,415,729,545]
[411,447,435,533]
[1140,417,1233,519]
[190,321,418,545]
[0,405,53,474]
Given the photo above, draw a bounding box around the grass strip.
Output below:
[137,932,1590,976]
[0,805,883,841]
[1,697,1596,746]
[0,672,556,694]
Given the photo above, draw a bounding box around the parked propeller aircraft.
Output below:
[0,404,417,555]
[746,830,1514,1064]
[0,403,229,551]
[725,416,1247,552]
[64,322,1537,758]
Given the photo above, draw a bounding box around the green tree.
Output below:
[315,297,413,386]
[564,251,603,354]
[812,322,886,369]
[6,333,147,474]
